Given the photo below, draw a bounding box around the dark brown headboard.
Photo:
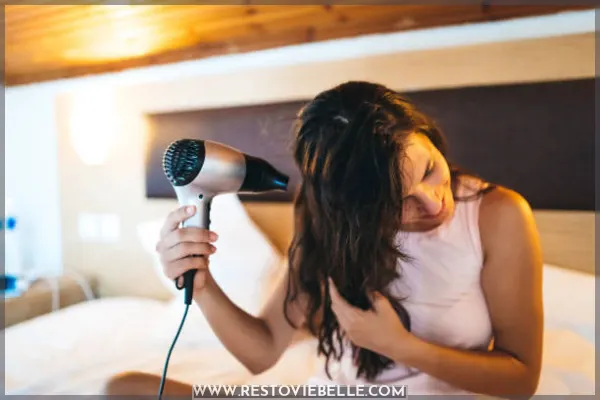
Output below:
[145,77,594,210]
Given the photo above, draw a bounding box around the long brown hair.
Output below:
[283,81,483,381]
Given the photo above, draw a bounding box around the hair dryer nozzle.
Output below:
[163,139,205,186]
[240,155,289,193]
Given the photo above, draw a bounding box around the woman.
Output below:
[105,81,543,397]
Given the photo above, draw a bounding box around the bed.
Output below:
[4,194,596,396]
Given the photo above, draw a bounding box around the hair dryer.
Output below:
[162,139,289,305]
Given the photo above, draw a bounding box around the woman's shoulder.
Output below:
[479,185,533,222]
[477,184,538,253]
[454,172,531,215]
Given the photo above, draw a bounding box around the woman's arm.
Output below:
[392,187,544,397]
[195,267,308,375]
[157,205,308,375]
[329,187,543,398]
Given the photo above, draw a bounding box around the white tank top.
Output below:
[308,176,493,394]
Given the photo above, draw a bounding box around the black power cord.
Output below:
[158,303,190,399]
[159,258,198,398]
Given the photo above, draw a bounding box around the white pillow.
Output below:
[206,193,284,313]
[137,193,285,347]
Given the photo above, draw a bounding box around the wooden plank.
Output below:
[6,5,172,41]
[4,4,590,86]
[5,5,285,42]
[4,4,78,25]
[5,5,326,69]
[5,9,320,69]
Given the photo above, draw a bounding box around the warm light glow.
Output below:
[68,90,118,166]
[63,5,165,63]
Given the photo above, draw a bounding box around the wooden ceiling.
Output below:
[4,3,590,86]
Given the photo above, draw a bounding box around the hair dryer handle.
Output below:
[176,196,212,305]
[181,197,212,229]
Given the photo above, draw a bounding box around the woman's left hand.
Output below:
[328,278,412,358]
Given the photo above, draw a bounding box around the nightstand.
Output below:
[3,274,96,328]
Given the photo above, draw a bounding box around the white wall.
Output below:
[6,86,64,277]
[4,9,595,280]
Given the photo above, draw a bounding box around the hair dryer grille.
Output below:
[163,139,205,187]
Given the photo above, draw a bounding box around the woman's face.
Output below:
[399,133,455,232]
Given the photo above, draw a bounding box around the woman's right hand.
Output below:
[155,205,219,296]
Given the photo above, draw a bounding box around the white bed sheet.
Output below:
[4,296,321,395]
[4,264,595,396]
